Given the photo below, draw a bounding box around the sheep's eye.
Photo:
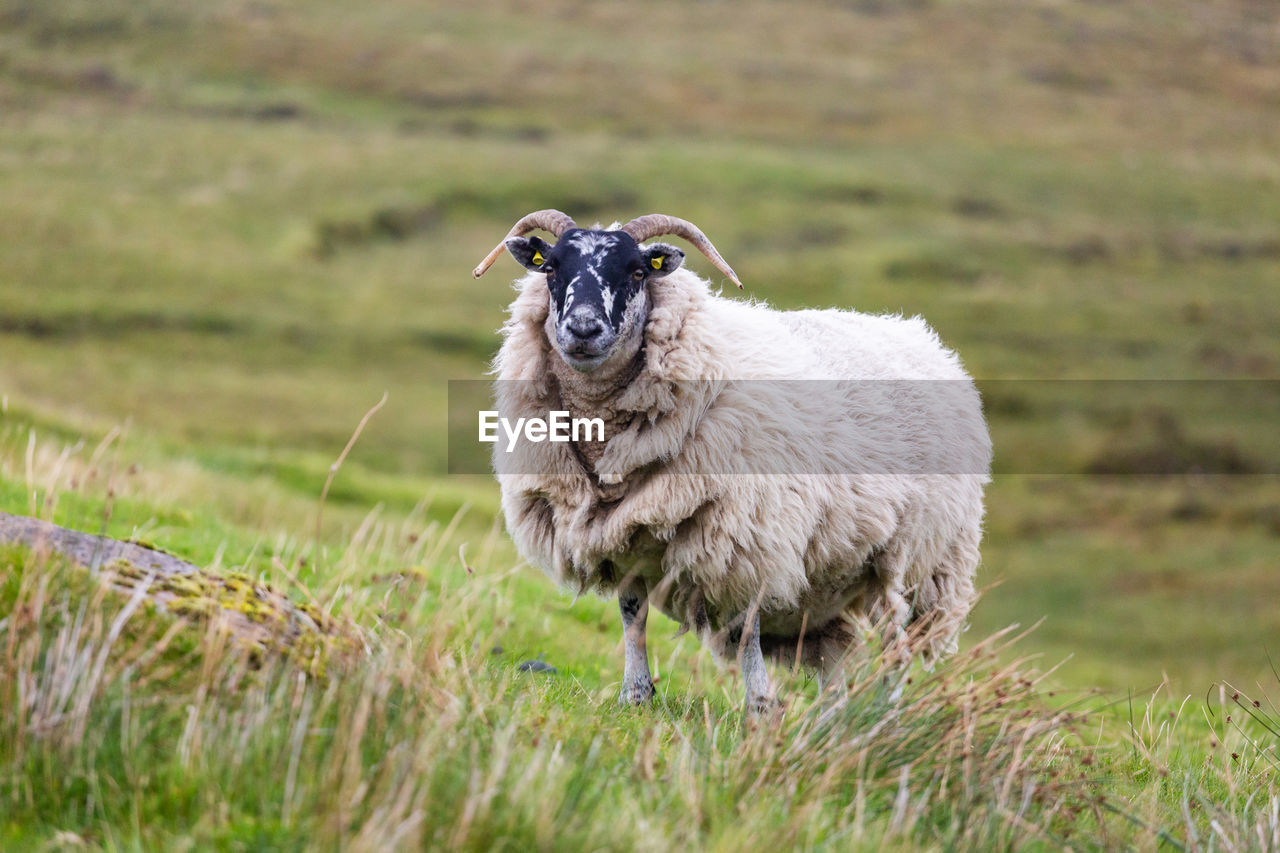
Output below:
[631,268,645,281]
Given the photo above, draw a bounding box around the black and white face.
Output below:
[506,228,685,373]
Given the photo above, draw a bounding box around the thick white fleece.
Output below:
[492,267,991,664]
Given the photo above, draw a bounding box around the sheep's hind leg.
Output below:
[734,611,777,717]
[874,587,913,704]
[618,577,655,705]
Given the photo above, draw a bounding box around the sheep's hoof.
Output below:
[619,679,655,706]
[746,694,783,720]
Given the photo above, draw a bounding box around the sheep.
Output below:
[472,209,992,712]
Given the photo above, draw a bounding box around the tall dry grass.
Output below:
[1,522,1100,850]
[1,429,1276,850]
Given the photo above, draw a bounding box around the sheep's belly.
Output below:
[612,546,868,656]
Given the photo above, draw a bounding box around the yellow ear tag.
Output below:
[533,251,544,265]
[650,257,663,270]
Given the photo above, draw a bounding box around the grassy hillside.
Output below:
[1,0,1278,847]
[3,427,1277,850]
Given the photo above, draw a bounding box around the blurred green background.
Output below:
[0,0,1277,694]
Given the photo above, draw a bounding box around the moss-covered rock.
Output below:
[0,510,357,677]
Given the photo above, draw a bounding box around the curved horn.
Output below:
[472,209,578,279]
[621,214,742,289]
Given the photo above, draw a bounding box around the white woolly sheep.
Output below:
[472,209,992,712]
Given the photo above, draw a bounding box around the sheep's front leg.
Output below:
[618,577,655,705]
[733,611,776,716]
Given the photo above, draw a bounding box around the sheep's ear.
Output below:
[642,243,684,278]
[505,236,554,271]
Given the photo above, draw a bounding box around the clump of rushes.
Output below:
[1178,680,1280,850]
[726,625,1105,848]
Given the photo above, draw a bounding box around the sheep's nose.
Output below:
[566,314,604,341]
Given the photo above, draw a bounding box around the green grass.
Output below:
[1,0,1278,847]
[2,427,1278,850]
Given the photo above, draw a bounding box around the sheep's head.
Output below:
[474,210,741,374]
